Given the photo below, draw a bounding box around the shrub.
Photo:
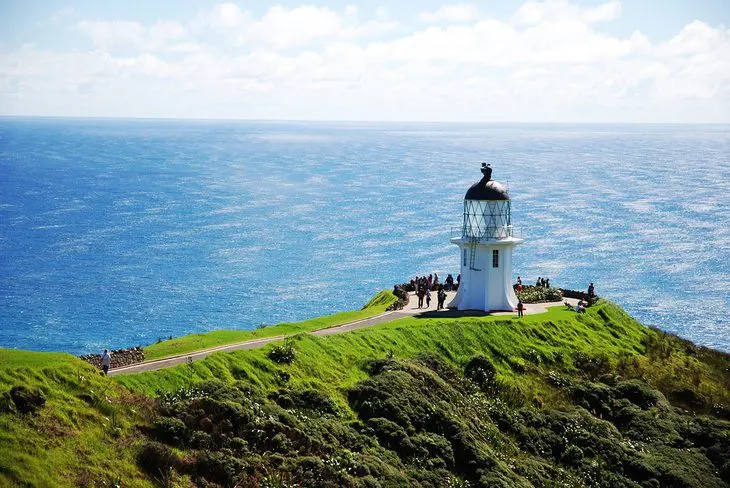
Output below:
[464,355,497,392]
[137,442,179,479]
[152,416,188,446]
[517,286,563,303]
[9,386,46,414]
[614,380,666,410]
[573,352,611,379]
[411,432,455,469]
[189,430,213,449]
[560,445,584,466]
[547,371,572,389]
[524,349,543,365]
[194,450,245,486]
[367,417,408,451]
[268,340,296,365]
[229,437,248,455]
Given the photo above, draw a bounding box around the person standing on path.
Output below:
[101,349,111,375]
[437,288,446,310]
[417,286,425,308]
[517,301,524,318]
[426,289,432,308]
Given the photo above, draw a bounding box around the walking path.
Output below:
[109,293,578,376]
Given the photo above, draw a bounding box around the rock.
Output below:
[79,346,145,370]
[10,385,46,414]
[386,284,410,311]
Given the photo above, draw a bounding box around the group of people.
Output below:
[514,275,551,292]
[412,272,457,310]
[415,285,449,310]
[535,276,552,288]
[410,273,459,292]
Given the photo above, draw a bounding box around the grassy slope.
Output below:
[143,290,397,361]
[116,300,729,412]
[0,349,154,488]
[3,296,729,487]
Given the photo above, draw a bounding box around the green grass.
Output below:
[143,289,397,361]
[3,294,729,487]
[0,349,154,488]
[115,301,640,396]
[117,300,730,413]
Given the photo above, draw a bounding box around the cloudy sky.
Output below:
[1,0,728,122]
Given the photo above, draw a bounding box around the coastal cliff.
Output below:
[1,293,729,487]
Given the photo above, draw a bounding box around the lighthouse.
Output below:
[448,164,523,312]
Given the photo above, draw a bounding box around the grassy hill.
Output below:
[1,294,729,487]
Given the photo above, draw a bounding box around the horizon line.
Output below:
[1,114,729,125]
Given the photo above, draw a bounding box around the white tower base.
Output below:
[448,236,523,312]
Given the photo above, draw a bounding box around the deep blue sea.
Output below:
[1,118,728,355]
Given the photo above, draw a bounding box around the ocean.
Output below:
[1,118,728,355]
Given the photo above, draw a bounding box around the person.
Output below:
[588,283,595,298]
[417,286,425,308]
[517,276,522,286]
[536,277,542,287]
[425,289,432,308]
[575,301,586,313]
[427,274,433,290]
[545,278,550,288]
[517,300,524,317]
[437,287,447,310]
[448,274,454,291]
[101,349,111,375]
[456,274,461,288]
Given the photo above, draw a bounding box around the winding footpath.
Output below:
[109,293,577,377]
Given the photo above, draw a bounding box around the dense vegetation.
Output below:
[1,297,729,487]
[517,285,563,303]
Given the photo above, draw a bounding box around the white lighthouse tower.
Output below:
[448,164,523,312]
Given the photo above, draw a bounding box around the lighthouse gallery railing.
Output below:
[450,225,522,240]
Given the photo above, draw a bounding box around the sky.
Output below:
[0,0,728,122]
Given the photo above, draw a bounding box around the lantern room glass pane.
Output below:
[463,200,512,239]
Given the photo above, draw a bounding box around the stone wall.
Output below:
[559,288,600,306]
[79,347,145,370]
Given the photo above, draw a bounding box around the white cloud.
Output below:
[513,0,622,25]
[192,3,398,49]
[76,19,186,50]
[418,4,479,23]
[206,2,247,27]
[2,1,729,122]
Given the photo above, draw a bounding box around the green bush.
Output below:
[464,355,497,392]
[560,444,584,466]
[193,450,246,486]
[614,380,667,410]
[517,286,563,303]
[152,416,188,446]
[189,430,213,449]
[268,340,297,365]
[573,351,612,379]
[137,442,179,479]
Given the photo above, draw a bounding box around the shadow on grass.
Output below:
[413,309,498,319]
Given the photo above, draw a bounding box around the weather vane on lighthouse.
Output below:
[481,162,492,181]
[448,165,522,312]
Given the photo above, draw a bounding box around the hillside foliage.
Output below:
[1,299,729,487]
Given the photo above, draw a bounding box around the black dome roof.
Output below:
[465,177,510,200]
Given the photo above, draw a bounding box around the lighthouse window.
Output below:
[492,250,499,268]
[463,248,467,266]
